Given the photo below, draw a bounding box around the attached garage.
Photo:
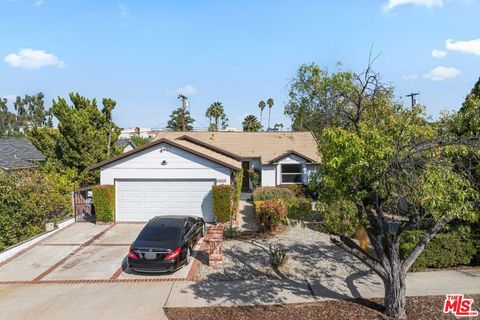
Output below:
[89,138,241,223]
[116,179,215,222]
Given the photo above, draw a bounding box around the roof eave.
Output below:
[88,138,241,171]
[268,150,319,164]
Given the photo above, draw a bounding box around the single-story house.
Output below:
[0,139,45,171]
[89,132,320,223]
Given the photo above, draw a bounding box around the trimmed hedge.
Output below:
[92,185,115,222]
[400,230,476,271]
[252,187,295,201]
[212,185,232,223]
[232,169,243,216]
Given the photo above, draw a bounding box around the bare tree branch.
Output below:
[401,216,454,273]
[331,235,387,279]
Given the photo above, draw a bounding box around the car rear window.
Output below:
[138,223,180,242]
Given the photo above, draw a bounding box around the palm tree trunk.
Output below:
[268,108,271,131]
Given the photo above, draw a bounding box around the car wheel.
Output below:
[201,223,206,237]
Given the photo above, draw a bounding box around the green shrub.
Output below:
[232,170,243,215]
[317,200,361,237]
[269,244,288,267]
[248,169,261,188]
[252,187,295,201]
[257,200,287,232]
[286,198,312,220]
[254,200,263,216]
[400,231,477,271]
[92,185,115,222]
[212,185,232,223]
[0,170,73,251]
[287,184,306,198]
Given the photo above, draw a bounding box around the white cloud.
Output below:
[383,0,443,11]
[402,74,419,80]
[431,49,447,58]
[445,38,480,56]
[424,66,460,81]
[35,0,44,7]
[175,85,198,96]
[4,48,65,70]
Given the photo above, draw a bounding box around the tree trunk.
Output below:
[384,268,407,319]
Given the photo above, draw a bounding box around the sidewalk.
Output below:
[165,268,480,308]
[0,268,478,319]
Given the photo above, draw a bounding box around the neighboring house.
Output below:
[115,139,137,153]
[89,132,320,223]
[119,127,160,140]
[0,139,46,171]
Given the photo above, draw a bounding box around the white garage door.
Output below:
[116,179,215,222]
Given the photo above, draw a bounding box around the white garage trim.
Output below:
[115,179,216,223]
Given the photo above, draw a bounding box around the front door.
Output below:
[241,161,250,191]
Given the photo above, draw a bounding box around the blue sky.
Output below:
[1,0,479,130]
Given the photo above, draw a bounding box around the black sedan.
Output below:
[127,215,206,273]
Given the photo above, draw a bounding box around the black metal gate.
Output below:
[73,186,95,222]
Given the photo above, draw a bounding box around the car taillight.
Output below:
[163,247,182,260]
[128,245,138,260]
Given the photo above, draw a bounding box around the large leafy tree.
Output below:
[28,93,120,185]
[167,107,195,131]
[242,115,262,132]
[205,102,228,131]
[0,93,51,137]
[287,62,479,319]
[448,77,480,190]
[0,98,17,137]
[14,93,52,129]
[285,63,362,135]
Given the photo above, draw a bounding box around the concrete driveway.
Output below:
[0,222,201,284]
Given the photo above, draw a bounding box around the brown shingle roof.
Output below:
[153,131,320,164]
[88,137,241,170]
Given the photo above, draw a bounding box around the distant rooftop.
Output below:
[0,139,45,170]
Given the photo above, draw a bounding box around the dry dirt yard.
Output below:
[195,223,375,285]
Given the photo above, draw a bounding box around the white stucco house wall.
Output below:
[89,132,320,223]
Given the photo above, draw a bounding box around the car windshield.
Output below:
[137,223,180,242]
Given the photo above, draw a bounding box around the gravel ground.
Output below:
[196,223,371,282]
[166,294,480,320]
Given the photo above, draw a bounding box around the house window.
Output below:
[281,164,302,184]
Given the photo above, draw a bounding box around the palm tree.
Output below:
[242,115,262,132]
[266,98,274,131]
[258,100,266,128]
[205,102,228,131]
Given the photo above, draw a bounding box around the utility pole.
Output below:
[177,94,188,131]
[405,92,419,108]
